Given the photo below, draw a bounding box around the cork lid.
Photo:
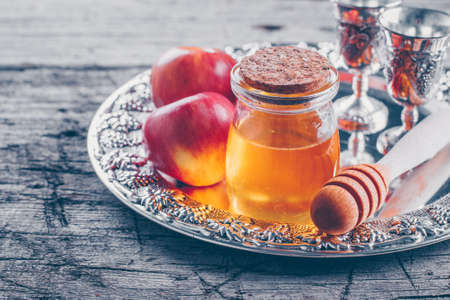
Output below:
[239,46,332,94]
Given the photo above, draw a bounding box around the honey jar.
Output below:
[226,46,340,224]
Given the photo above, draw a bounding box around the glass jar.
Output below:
[226,61,340,224]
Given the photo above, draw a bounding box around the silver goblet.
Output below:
[332,0,401,166]
[376,6,450,154]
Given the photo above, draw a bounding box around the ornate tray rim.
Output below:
[87,42,449,258]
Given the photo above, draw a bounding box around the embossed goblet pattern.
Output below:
[376,6,450,154]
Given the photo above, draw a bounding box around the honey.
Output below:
[226,46,340,224]
[226,110,340,224]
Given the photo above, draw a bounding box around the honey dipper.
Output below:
[310,109,450,235]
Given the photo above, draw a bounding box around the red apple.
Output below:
[143,92,235,186]
[150,46,236,107]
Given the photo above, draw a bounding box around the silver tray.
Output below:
[87,42,450,257]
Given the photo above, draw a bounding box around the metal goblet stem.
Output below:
[376,6,450,154]
[334,70,388,165]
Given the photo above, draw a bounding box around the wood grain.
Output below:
[1,0,448,67]
[0,62,449,300]
[1,0,449,298]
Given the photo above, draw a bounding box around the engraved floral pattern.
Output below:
[87,43,449,257]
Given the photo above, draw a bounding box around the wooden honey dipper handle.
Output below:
[311,109,450,235]
[377,109,450,182]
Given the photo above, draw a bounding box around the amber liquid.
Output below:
[226,112,340,224]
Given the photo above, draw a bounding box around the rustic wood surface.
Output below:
[1,0,449,299]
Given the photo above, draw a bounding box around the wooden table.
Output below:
[1,1,449,298]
